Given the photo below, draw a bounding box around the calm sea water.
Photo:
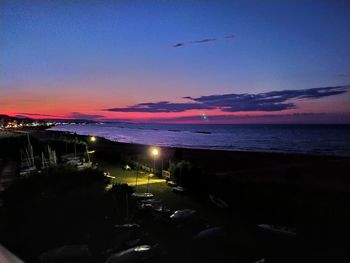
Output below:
[50,123,350,156]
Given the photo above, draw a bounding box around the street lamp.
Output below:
[150,147,160,173]
[86,146,95,164]
[147,147,160,192]
[151,147,159,158]
[87,136,96,164]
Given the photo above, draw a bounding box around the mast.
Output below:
[27,133,35,167]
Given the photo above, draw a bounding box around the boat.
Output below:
[172,186,186,194]
[257,224,296,237]
[166,180,177,187]
[139,200,165,212]
[193,226,224,241]
[131,192,154,199]
[122,164,132,170]
[170,209,196,220]
[76,161,93,170]
[209,194,229,209]
[19,166,36,177]
[102,224,143,257]
[105,245,156,263]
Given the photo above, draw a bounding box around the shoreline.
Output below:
[46,128,350,159]
[40,130,350,192]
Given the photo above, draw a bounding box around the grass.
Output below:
[98,161,235,226]
[98,162,165,186]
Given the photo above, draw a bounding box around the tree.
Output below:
[169,160,195,187]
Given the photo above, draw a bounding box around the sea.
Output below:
[49,123,350,156]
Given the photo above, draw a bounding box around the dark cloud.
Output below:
[171,43,185,48]
[185,85,349,112]
[191,38,216,44]
[105,101,213,113]
[16,112,63,118]
[104,85,349,113]
[66,112,105,119]
[170,34,235,48]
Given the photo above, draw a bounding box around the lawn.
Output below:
[98,161,235,226]
[98,162,164,186]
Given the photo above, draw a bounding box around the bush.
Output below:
[169,160,202,189]
[0,166,119,262]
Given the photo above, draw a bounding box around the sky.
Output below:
[1,0,350,123]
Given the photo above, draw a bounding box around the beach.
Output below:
[1,128,350,262]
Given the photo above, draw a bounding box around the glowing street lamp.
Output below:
[151,147,159,157]
[147,147,160,192]
[86,136,96,163]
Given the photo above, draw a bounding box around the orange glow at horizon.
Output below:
[2,83,349,123]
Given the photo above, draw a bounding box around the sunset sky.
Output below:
[1,0,350,123]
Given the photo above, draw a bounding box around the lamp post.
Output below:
[147,147,159,193]
[87,136,96,164]
[86,149,95,163]
[135,170,139,191]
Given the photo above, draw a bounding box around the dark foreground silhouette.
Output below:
[0,130,350,262]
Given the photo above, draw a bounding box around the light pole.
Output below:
[87,136,96,164]
[86,149,95,163]
[135,170,139,191]
[147,147,159,193]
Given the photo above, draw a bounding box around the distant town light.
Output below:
[90,136,96,142]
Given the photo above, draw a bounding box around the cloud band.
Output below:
[104,85,349,113]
